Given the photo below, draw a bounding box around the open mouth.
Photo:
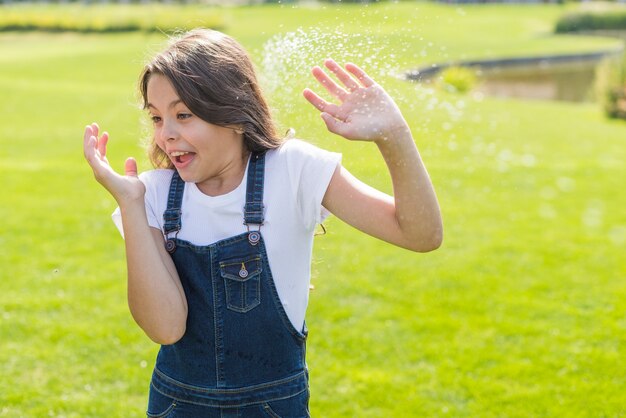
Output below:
[170,151,195,167]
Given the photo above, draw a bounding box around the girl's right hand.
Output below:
[83,122,146,206]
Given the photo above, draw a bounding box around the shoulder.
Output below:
[274,138,327,155]
[139,169,176,209]
[268,138,341,166]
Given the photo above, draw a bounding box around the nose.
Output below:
[158,119,178,143]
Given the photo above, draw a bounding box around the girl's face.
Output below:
[146,74,246,194]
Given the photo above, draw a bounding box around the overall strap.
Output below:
[244,152,266,227]
[163,170,185,237]
[243,152,265,246]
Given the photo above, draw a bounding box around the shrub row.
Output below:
[595,53,626,120]
[555,11,626,33]
[0,5,225,33]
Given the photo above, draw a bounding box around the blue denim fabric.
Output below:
[147,153,310,417]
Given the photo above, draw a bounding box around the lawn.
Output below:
[0,2,625,417]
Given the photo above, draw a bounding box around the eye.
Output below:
[150,115,162,124]
[178,113,192,120]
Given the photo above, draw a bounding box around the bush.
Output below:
[0,4,225,33]
[556,9,626,120]
[437,66,477,94]
[594,51,626,120]
[605,85,626,119]
[555,11,626,33]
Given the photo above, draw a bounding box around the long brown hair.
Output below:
[139,29,283,169]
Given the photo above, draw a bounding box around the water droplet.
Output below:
[582,200,604,229]
[556,177,575,192]
[497,149,513,162]
[608,225,626,245]
[539,203,557,219]
[540,187,556,200]
[520,153,537,167]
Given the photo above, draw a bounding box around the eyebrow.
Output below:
[146,99,184,110]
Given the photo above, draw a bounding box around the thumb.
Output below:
[124,157,138,177]
[321,112,349,138]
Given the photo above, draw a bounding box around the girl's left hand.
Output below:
[303,59,409,143]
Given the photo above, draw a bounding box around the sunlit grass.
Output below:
[1,3,625,417]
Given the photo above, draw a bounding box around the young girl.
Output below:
[83,29,441,418]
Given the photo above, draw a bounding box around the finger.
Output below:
[303,88,340,115]
[83,131,97,162]
[311,66,348,100]
[345,63,376,88]
[325,59,360,92]
[98,132,109,158]
[83,135,112,179]
[320,112,350,138]
[90,122,100,138]
[83,125,94,154]
[84,124,93,142]
[124,157,138,177]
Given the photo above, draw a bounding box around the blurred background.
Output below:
[0,0,625,416]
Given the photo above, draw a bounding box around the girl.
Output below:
[83,29,441,418]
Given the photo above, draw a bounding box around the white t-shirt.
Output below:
[113,139,341,331]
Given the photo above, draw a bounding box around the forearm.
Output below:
[376,126,443,251]
[120,203,188,344]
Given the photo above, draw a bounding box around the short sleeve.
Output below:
[111,170,172,238]
[283,139,341,230]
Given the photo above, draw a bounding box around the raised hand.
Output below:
[303,59,410,143]
[83,122,145,206]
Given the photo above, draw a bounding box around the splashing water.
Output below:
[260,28,391,104]
[258,27,469,142]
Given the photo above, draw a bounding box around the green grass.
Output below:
[1,2,625,417]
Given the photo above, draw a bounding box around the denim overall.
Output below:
[147,153,310,418]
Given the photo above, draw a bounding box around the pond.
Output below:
[407,49,624,103]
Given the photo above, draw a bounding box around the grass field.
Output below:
[1,2,625,417]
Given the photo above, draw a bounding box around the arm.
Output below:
[83,123,187,344]
[303,60,442,252]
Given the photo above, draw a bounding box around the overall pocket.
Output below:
[146,386,177,418]
[219,255,262,313]
[261,389,310,418]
